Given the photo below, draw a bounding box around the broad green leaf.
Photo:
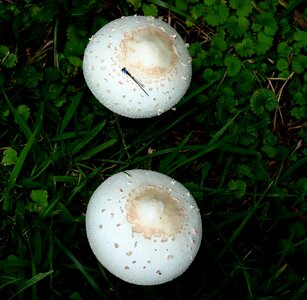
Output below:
[236,70,256,94]
[293,30,307,48]
[0,45,9,57]
[0,45,17,67]
[69,292,82,300]
[229,0,253,17]
[237,164,253,178]
[254,32,273,55]
[261,144,278,158]
[15,65,43,88]
[226,16,250,37]
[278,41,291,57]
[205,3,229,26]
[292,55,307,74]
[175,0,188,11]
[2,148,18,166]
[278,239,295,255]
[255,13,277,36]
[64,26,87,57]
[292,92,305,106]
[250,89,278,115]
[225,55,242,77]
[67,56,83,67]
[228,180,247,199]
[191,4,205,20]
[17,104,31,122]
[277,58,289,71]
[127,0,142,11]
[291,106,307,119]
[26,190,49,213]
[235,37,254,57]
[5,53,18,68]
[211,30,227,51]
[142,3,158,16]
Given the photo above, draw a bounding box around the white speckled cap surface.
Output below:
[83,16,192,118]
[85,169,202,285]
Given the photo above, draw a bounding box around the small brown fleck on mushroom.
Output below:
[99,224,103,229]
[101,209,106,213]
[132,260,136,264]
[126,251,133,256]
[125,266,129,270]
[116,223,121,227]
[156,270,162,275]
[114,243,119,248]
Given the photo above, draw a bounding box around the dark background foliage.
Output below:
[0,0,306,299]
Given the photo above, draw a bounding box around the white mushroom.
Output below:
[83,16,192,118]
[85,169,202,285]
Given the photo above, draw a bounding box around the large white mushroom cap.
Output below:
[86,169,202,285]
[83,16,192,118]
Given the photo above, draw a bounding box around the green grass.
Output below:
[1,0,306,299]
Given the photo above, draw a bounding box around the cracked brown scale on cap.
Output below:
[119,27,178,78]
[125,186,184,240]
[85,169,202,285]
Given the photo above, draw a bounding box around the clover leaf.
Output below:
[229,0,253,17]
[225,55,242,77]
[250,89,278,115]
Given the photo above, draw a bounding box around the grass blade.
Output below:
[71,121,106,155]
[54,236,109,299]
[3,123,41,212]
[7,270,53,300]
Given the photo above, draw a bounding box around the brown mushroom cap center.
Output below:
[119,28,178,78]
[125,186,184,240]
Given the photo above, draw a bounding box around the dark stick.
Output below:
[121,67,149,96]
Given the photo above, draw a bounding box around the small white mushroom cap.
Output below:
[85,169,202,285]
[83,16,192,118]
